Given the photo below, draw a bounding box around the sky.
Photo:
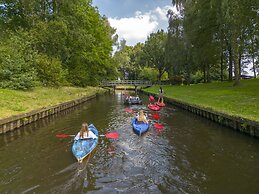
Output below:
[92,0,175,46]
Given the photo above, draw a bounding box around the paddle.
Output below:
[149,95,155,101]
[152,113,160,120]
[56,134,75,138]
[125,108,154,116]
[124,108,164,128]
[56,132,119,139]
[124,107,165,130]
[153,123,165,129]
[100,132,119,139]
[125,108,134,113]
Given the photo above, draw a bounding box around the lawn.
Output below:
[0,87,106,120]
[144,79,259,122]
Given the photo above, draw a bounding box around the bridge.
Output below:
[101,80,152,91]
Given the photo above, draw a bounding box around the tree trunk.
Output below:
[232,40,240,86]
[52,0,58,14]
[238,52,242,77]
[251,38,257,78]
[203,65,206,83]
[252,54,256,78]
[220,49,224,81]
[41,0,47,21]
[207,64,210,83]
[228,45,233,81]
[186,67,190,85]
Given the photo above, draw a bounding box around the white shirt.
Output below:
[74,130,97,140]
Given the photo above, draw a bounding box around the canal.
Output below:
[1,92,259,193]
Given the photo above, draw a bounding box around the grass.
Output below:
[144,79,259,122]
[115,85,135,89]
[0,87,106,120]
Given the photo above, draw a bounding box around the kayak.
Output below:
[132,118,149,136]
[124,96,142,105]
[148,103,161,111]
[155,102,166,107]
[72,124,98,163]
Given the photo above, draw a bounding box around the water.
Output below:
[1,92,259,193]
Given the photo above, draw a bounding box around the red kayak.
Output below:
[155,102,165,107]
[148,104,161,111]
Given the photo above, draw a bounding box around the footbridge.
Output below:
[101,80,152,91]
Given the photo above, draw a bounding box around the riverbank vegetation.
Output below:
[144,79,259,122]
[1,0,257,90]
[0,1,117,90]
[113,0,258,85]
[0,1,257,121]
[0,87,106,120]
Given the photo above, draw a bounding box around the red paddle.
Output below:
[56,134,74,138]
[100,132,119,139]
[149,95,155,101]
[125,108,134,113]
[152,113,160,120]
[56,132,119,139]
[153,123,165,129]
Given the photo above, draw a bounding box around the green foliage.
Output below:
[34,54,68,87]
[142,30,167,81]
[0,33,37,90]
[139,67,158,82]
[32,20,69,59]
[190,71,203,84]
[166,13,188,77]
[0,0,116,89]
[113,42,145,80]
[161,72,169,80]
[167,0,258,84]
[169,75,183,85]
[113,40,132,79]
[144,78,259,121]
[0,86,106,119]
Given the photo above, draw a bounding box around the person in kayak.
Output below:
[157,86,164,103]
[74,122,97,140]
[136,110,149,124]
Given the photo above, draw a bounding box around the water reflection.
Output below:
[0,91,259,193]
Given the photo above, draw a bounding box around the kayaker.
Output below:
[136,110,149,124]
[157,86,164,103]
[74,122,97,140]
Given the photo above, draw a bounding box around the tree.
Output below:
[0,32,37,89]
[168,0,258,85]
[0,0,117,88]
[142,30,167,81]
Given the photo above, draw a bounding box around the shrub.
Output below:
[34,54,68,87]
[139,67,158,82]
[0,35,37,90]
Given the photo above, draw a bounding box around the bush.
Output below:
[139,67,158,82]
[34,54,68,87]
[190,71,204,84]
[169,75,183,85]
[0,35,37,90]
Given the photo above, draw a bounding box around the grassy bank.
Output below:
[144,79,259,122]
[0,87,106,120]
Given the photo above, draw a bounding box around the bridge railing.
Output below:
[101,80,152,86]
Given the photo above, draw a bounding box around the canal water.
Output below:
[1,92,259,193]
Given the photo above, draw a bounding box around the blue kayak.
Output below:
[132,118,150,136]
[72,124,98,163]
